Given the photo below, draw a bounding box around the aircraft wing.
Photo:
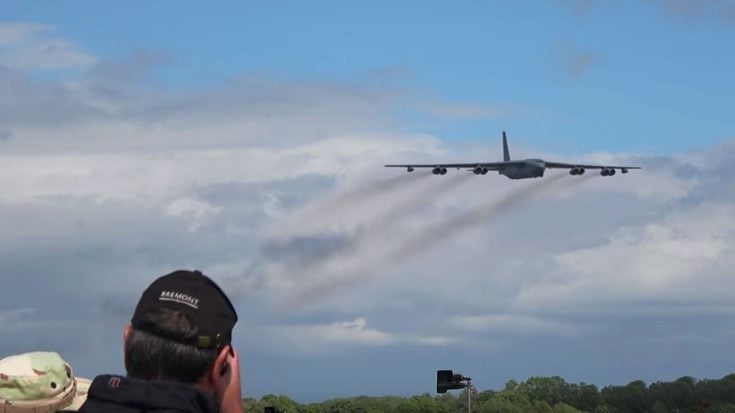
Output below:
[385,161,525,170]
[544,161,641,171]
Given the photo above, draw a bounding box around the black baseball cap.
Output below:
[131,270,238,350]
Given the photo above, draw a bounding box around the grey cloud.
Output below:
[557,0,735,23]
[646,0,735,22]
[698,140,735,181]
[0,195,260,308]
[137,75,400,137]
[0,31,410,152]
[0,192,266,373]
[0,164,362,367]
[0,307,35,323]
[555,40,601,80]
[653,141,735,204]
[88,49,173,84]
[556,0,735,23]
[0,66,103,126]
[506,164,735,318]
[0,23,96,72]
[0,70,410,154]
[77,70,399,128]
[0,23,49,46]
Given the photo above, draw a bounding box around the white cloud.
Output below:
[259,318,452,355]
[0,23,96,71]
[291,318,395,346]
[514,202,735,312]
[165,197,221,232]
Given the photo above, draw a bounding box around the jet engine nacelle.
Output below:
[569,168,586,175]
[473,167,482,175]
[432,167,441,175]
[407,166,414,172]
[601,168,616,176]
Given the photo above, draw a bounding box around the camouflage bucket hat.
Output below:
[0,352,90,412]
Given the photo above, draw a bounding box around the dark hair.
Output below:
[125,308,219,383]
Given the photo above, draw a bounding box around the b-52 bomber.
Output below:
[385,132,641,180]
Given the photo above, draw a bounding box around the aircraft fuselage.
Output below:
[499,159,546,180]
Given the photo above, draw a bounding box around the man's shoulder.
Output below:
[78,375,218,413]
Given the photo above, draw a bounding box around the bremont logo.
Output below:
[159,291,200,309]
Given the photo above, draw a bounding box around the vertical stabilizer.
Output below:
[502,131,511,161]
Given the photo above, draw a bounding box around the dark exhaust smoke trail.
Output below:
[283,173,587,305]
[358,171,474,229]
[384,174,569,265]
[277,170,473,238]
[267,172,474,277]
[296,172,429,221]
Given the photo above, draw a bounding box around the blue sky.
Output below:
[4,1,734,153]
[1,0,735,403]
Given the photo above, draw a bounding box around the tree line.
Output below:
[242,373,735,413]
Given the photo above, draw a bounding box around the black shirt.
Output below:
[76,375,219,413]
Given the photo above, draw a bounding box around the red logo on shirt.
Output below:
[108,376,121,389]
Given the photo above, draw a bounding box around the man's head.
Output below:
[124,270,238,386]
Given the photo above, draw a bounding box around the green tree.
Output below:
[518,376,571,406]
[650,400,668,413]
[262,394,301,413]
[552,402,586,413]
[593,405,611,413]
[237,371,735,413]
[569,383,601,412]
[711,404,735,413]
[475,397,526,413]
[531,400,554,413]
[394,394,450,413]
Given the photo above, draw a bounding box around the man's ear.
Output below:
[123,323,132,344]
[207,345,231,386]
[122,323,133,373]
